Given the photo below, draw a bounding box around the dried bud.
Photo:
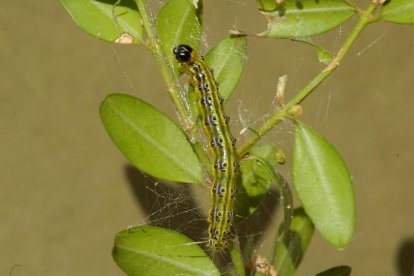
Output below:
[275,75,287,107]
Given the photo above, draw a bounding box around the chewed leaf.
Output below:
[292,121,355,248]
[205,35,247,101]
[100,93,203,184]
[380,0,414,24]
[156,0,202,75]
[236,144,278,221]
[113,226,219,276]
[259,0,356,38]
[272,208,314,276]
[60,0,143,44]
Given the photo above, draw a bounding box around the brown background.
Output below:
[1,1,414,275]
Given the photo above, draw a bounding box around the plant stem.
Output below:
[229,238,246,276]
[135,0,192,128]
[237,3,378,157]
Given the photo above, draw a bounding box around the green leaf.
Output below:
[316,265,352,276]
[156,0,202,75]
[205,35,247,101]
[235,144,277,221]
[272,208,314,276]
[113,226,219,276]
[259,0,356,38]
[60,0,143,44]
[380,0,414,24]
[100,93,203,184]
[292,121,355,248]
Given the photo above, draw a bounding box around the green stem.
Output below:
[135,0,192,128]
[237,2,378,157]
[229,238,246,276]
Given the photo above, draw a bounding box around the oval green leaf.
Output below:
[205,35,247,101]
[100,93,202,184]
[60,0,143,44]
[259,0,356,38]
[156,0,202,75]
[272,208,314,276]
[292,121,355,248]
[113,226,219,276]
[380,0,414,24]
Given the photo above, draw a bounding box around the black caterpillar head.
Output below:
[173,44,193,62]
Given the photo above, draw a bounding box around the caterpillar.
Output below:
[173,44,238,252]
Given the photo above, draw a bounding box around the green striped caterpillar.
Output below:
[173,44,238,252]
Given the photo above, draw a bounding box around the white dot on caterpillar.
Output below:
[205,115,218,126]
[192,64,201,72]
[196,72,205,82]
[211,137,224,148]
[201,95,213,106]
[210,208,222,222]
[214,161,227,172]
[213,184,226,197]
[219,186,226,197]
[211,229,220,240]
[198,82,209,93]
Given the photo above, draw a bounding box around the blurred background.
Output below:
[1,1,414,275]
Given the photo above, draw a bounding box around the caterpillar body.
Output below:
[173,44,238,252]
